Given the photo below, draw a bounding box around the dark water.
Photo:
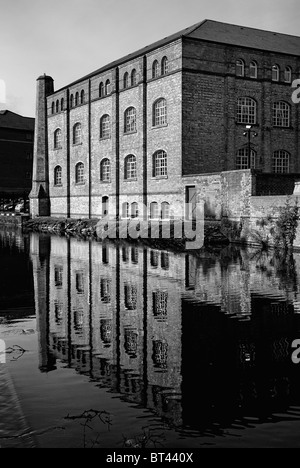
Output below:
[2,229,300,448]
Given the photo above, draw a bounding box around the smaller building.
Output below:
[0,110,34,207]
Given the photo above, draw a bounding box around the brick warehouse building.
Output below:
[30,19,300,219]
[0,110,34,205]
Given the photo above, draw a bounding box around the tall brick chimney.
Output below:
[29,74,54,217]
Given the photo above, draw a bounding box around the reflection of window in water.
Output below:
[74,309,84,331]
[100,319,112,346]
[131,247,139,264]
[54,266,63,288]
[150,250,159,268]
[153,291,168,320]
[76,272,84,294]
[124,328,138,358]
[54,301,63,325]
[161,252,169,270]
[102,245,109,264]
[152,340,168,369]
[122,246,129,263]
[124,284,137,310]
[101,278,111,303]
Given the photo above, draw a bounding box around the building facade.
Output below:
[0,110,34,203]
[30,20,300,219]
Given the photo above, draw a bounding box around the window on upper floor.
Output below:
[124,154,137,180]
[100,114,111,139]
[161,202,170,220]
[80,90,85,104]
[284,66,292,83]
[161,56,169,75]
[272,64,280,82]
[152,60,159,79]
[100,158,111,182]
[161,252,169,270]
[54,128,62,149]
[150,202,160,219]
[100,278,111,303]
[153,150,167,177]
[73,123,82,144]
[131,69,137,86]
[56,100,59,113]
[54,166,62,186]
[124,284,137,311]
[105,79,111,95]
[235,148,256,170]
[99,82,104,97]
[237,97,257,125]
[75,162,85,184]
[272,150,290,173]
[75,92,79,106]
[61,98,64,111]
[153,291,168,319]
[249,61,258,79]
[273,101,290,127]
[123,72,129,89]
[124,107,137,133]
[236,59,245,77]
[153,98,167,126]
[51,102,55,114]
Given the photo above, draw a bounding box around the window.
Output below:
[272,65,280,82]
[76,272,84,294]
[124,284,137,310]
[272,150,290,173]
[153,150,167,177]
[161,252,169,270]
[56,100,59,113]
[102,245,109,264]
[131,202,139,218]
[123,72,129,89]
[100,158,111,182]
[101,278,111,303]
[273,101,290,128]
[122,202,130,218]
[161,202,170,219]
[61,98,64,111]
[80,90,84,104]
[153,291,168,319]
[152,340,168,368]
[100,114,111,139]
[55,266,63,287]
[105,79,111,95]
[153,98,167,126]
[122,246,129,263]
[54,166,62,186]
[124,107,137,133]
[74,309,84,332]
[54,128,62,149]
[150,250,159,267]
[249,61,258,79]
[73,123,82,144]
[51,102,55,114]
[131,69,137,86]
[75,92,79,106]
[55,302,63,325]
[284,66,292,83]
[70,94,74,108]
[236,59,245,77]
[235,149,256,170]
[124,154,137,180]
[161,56,168,75]
[75,162,85,184]
[152,60,159,78]
[100,319,112,345]
[99,82,104,97]
[150,202,159,219]
[237,97,257,125]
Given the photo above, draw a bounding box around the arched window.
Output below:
[54,166,62,186]
[161,202,170,220]
[150,202,159,219]
[122,202,130,218]
[237,97,257,124]
[284,66,292,83]
[56,100,59,113]
[272,64,280,82]
[51,102,55,114]
[235,148,256,170]
[73,123,82,145]
[60,98,64,111]
[161,56,168,75]
[131,69,137,86]
[152,60,159,79]
[54,128,62,149]
[131,202,139,218]
[123,72,129,89]
[272,150,290,173]
[105,79,111,95]
[75,92,79,106]
[273,101,290,127]
[70,94,74,108]
[75,162,85,184]
[80,90,85,104]
[99,82,104,97]
[236,59,245,77]
[153,98,167,126]
[153,150,167,177]
[124,107,137,133]
[100,158,111,182]
[249,61,258,79]
[124,154,137,180]
[100,114,111,139]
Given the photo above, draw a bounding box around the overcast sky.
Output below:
[1,0,299,117]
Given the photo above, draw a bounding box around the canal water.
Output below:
[2,228,300,448]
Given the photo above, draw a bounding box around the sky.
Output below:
[0,0,299,118]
